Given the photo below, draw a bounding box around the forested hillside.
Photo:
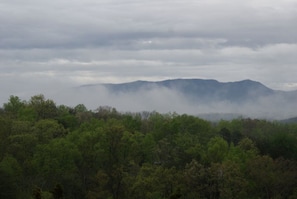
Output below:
[1,95,297,199]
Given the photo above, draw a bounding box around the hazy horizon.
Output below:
[1,0,296,119]
[2,78,296,121]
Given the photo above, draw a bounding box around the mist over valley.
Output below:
[47,79,297,120]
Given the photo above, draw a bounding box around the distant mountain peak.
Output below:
[86,78,273,103]
[69,78,297,120]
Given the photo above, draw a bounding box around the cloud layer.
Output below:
[1,0,297,109]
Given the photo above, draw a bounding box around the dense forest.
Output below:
[1,94,297,199]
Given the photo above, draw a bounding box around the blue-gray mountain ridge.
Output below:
[75,79,297,120]
[82,79,295,103]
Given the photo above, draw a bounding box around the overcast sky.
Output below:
[1,0,297,104]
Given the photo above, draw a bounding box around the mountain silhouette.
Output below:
[97,79,275,103]
[74,78,297,120]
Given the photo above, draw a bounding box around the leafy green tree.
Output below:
[6,134,38,164]
[0,116,12,159]
[170,114,212,144]
[3,95,25,118]
[172,131,203,167]
[206,136,229,163]
[67,120,105,195]
[95,106,119,121]
[86,169,110,199]
[29,94,58,120]
[184,159,247,199]
[219,127,232,145]
[56,105,78,130]
[121,131,145,166]
[18,106,38,121]
[74,104,92,124]
[0,155,23,198]
[140,133,156,164]
[33,119,67,143]
[211,161,248,199]
[225,138,258,168]
[130,164,181,199]
[79,119,128,199]
[98,120,127,199]
[10,120,32,135]
[32,138,82,198]
[247,155,278,198]
[183,159,210,198]
[154,138,174,167]
[121,113,142,132]
[145,112,172,141]
[247,156,297,198]
[273,158,297,198]
[269,132,297,159]
[74,104,88,113]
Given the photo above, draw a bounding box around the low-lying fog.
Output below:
[1,81,296,120]
[45,85,297,120]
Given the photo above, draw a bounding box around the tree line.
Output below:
[1,94,297,199]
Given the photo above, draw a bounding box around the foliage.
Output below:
[1,95,297,198]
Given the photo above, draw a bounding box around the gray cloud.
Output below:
[1,0,297,113]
